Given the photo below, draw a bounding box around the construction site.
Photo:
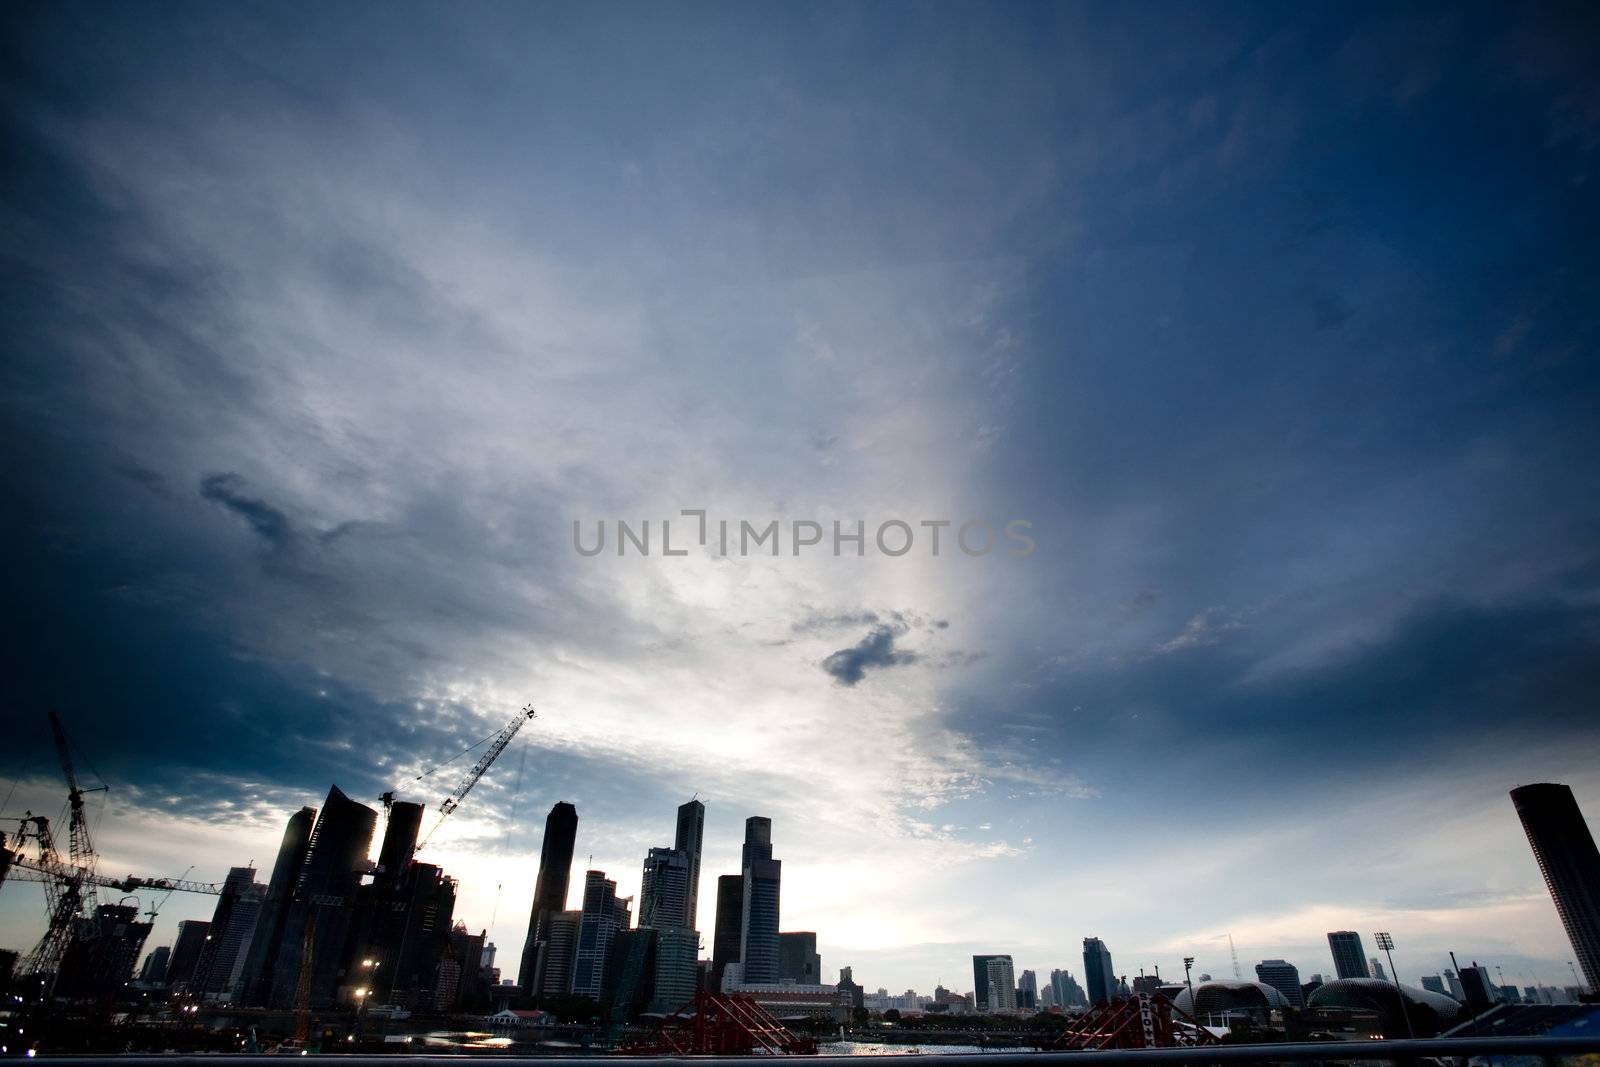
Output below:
[0,708,847,1057]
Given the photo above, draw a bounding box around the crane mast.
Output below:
[417,704,535,849]
[17,714,109,988]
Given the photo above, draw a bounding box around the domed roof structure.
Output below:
[1172,979,1290,1018]
[1307,978,1462,1037]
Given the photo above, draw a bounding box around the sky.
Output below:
[2,1,1599,997]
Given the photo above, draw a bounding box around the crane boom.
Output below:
[417,704,535,849]
[5,856,223,896]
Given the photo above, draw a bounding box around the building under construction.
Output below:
[2,706,535,1031]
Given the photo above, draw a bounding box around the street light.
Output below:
[1373,932,1414,1039]
[1183,957,1196,1021]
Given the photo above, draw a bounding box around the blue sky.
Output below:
[2,1,1599,994]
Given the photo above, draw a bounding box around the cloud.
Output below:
[199,473,294,552]
[1154,608,1245,655]
[3,0,1600,992]
[821,623,921,686]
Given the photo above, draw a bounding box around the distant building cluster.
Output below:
[10,776,1598,1038]
[512,798,839,1020]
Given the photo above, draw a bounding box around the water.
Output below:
[820,1041,1037,1056]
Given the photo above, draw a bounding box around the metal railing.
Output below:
[29,1035,1600,1065]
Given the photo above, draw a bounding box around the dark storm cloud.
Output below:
[957,593,1600,819]
[200,473,294,552]
[2,4,1599,981]
[821,623,920,686]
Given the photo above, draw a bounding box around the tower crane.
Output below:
[415,704,536,850]
[2,834,222,897]
[15,713,109,988]
[5,714,224,995]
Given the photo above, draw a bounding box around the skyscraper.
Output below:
[1327,931,1368,981]
[518,801,578,993]
[167,920,212,991]
[986,957,1017,1012]
[371,861,458,1008]
[1512,783,1600,991]
[972,953,1012,1011]
[1255,959,1305,1007]
[570,870,631,998]
[1050,968,1086,1009]
[139,945,171,985]
[778,931,821,985]
[742,815,773,867]
[376,800,424,884]
[638,803,701,1011]
[1017,968,1038,1010]
[675,798,705,929]
[650,926,700,1013]
[1082,937,1115,1005]
[191,866,264,1001]
[237,805,315,1006]
[641,847,692,929]
[739,817,781,983]
[712,873,743,988]
[537,911,581,998]
[269,785,377,1008]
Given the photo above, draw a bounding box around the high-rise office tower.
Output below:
[376,800,424,884]
[739,817,781,983]
[712,873,743,988]
[986,957,1017,1012]
[650,926,700,1013]
[1017,968,1039,1010]
[518,801,578,993]
[570,870,631,998]
[191,866,264,1000]
[675,799,705,929]
[139,945,171,985]
[237,805,316,1006]
[1369,957,1386,981]
[441,923,487,1011]
[1255,959,1305,1007]
[167,920,213,990]
[1082,938,1115,1005]
[1512,783,1600,991]
[1050,968,1085,1009]
[269,785,377,1008]
[640,804,700,1009]
[537,911,582,998]
[368,861,458,1007]
[778,931,821,985]
[1327,931,1368,980]
[742,815,772,867]
[972,953,1012,1011]
[641,847,692,929]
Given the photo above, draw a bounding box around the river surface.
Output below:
[413,1033,1037,1056]
[819,1041,1037,1055]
